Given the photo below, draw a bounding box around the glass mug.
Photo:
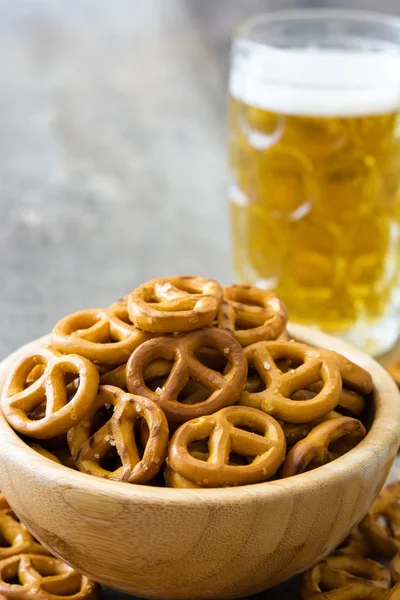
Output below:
[228,10,400,355]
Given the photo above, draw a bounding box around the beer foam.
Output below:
[230,39,400,117]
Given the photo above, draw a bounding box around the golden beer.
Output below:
[228,27,400,354]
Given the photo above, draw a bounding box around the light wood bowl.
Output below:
[0,324,399,600]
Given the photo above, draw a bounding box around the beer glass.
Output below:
[228,10,400,355]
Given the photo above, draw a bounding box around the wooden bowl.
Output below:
[0,324,399,600]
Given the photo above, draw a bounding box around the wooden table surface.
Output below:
[2,1,400,598]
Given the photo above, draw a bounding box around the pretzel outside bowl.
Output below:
[128,276,222,333]
[360,482,400,557]
[0,553,100,600]
[301,555,391,599]
[1,348,99,439]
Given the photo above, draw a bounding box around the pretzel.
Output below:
[386,584,400,600]
[217,284,288,346]
[128,276,222,333]
[0,509,49,558]
[168,405,286,487]
[318,349,373,396]
[301,556,390,599]
[281,410,341,447]
[29,444,62,465]
[164,461,201,489]
[126,328,247,423]
[51,308,150,365]
[0,553,99,600]
[239,341,342,423]
[69,385,168,484]
[360,482,400,557]
[305,383,366,417]
[335,527,373,558]
[1,348,99,439]
[280,417,366,477]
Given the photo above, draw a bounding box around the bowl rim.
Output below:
[0,323,399,504]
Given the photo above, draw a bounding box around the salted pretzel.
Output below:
[68,385,168,484]
[281,410,341,447]
[1,348,99,439]
[360,482,400,557]
[318,349,373,396]
[51,307,150,365]
[128,276,222,333]
[168,405,285,487]
[126,328,247,423]
[217,284,288,347]
[0,553,99,600]
[280,416,366,477]
[0,509,49,558]
[301,556,390,599]
[239,341,342,423]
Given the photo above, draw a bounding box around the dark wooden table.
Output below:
[2,1,400,598]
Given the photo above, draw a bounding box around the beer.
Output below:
[228,39,400,353]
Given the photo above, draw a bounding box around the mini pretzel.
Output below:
[168,405,286,487]
[51,308,150,365]
[69,385,169,484]
[29,444,62,465]
[128,276,222,333]
[306,382,366,417]
[0,553,100,600]
[217,284,288,346]
[360,482,400,557]
[126,328,247,423]
[1,348,99,439]
[239,341,342,423]
[280,417,366,477]
[318,349,373,396]
[0,509,49,558]
[281,410,340,447]
[301,556,390,599]
[164,461,201,489]
[335,527,373,558]
[29,444,76,470]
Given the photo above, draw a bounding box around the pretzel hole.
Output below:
[245,368,266,393]
[25,364,46,387]
[99,447,123,472]
[1,562,21,584]
[188,439,209,461]
[28,401,47,421]
[90,405,114,437]
[194,347,228,373]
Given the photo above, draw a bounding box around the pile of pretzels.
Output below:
[301,480,400,599]
[0,276,373,488]
[0,493,99,600]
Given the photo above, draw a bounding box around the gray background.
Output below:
[1,1,400,598]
